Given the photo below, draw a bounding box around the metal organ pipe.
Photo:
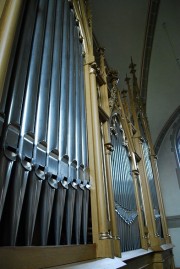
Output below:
[64,3,76,244]
[48,0,65,246]
[23,0,49,246]
[36,0,57,246]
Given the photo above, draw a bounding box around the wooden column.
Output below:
[141,114,171,244]
[98,48,121,257]
[0,0,23,102]
[84,62,99,250]
[87,62,113,257]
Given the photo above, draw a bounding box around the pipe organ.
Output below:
[0,0,91,247]
[0,1,175,268]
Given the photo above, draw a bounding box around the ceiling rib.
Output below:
[140,0,160,106]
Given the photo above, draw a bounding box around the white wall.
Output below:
[158,121,180,267]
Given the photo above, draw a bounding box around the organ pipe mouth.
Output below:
[61,177,69,189]
[71,179,78,189]
[22,156,32,171]
[48,174,58,189]
[4,146,17,160]
[86,182,91,190]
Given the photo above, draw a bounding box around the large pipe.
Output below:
[46,0,66,246]
[58,1,75,245]
[23,0,49,245]
[58,0,70,163]
[70,16,84,245]
[35,0,57,246]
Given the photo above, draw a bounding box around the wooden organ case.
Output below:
[0,0,176,268]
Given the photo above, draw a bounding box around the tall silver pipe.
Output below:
[58,0,70,163]
[67,9,75,167]
[23,0,49,246]
[59,1,75,245]
[70,15,83,245]
[37,0,57,246]
[47,0,66,245]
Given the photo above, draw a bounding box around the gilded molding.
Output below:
[89,62,97,74]
[109,86,118,113]
[99,232,113,240]
[104,142,114,152]
[112,235,120,240]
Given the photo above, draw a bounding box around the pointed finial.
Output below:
[129,57,136,73]
[125,74,130,84]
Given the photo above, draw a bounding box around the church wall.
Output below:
[158,121,180,267]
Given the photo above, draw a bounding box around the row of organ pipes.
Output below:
[0,0,172,260]
[0,0,91,246]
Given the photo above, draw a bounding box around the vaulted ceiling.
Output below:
[90,0,180,145]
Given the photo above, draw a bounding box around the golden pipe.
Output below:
[0,0,23,102]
